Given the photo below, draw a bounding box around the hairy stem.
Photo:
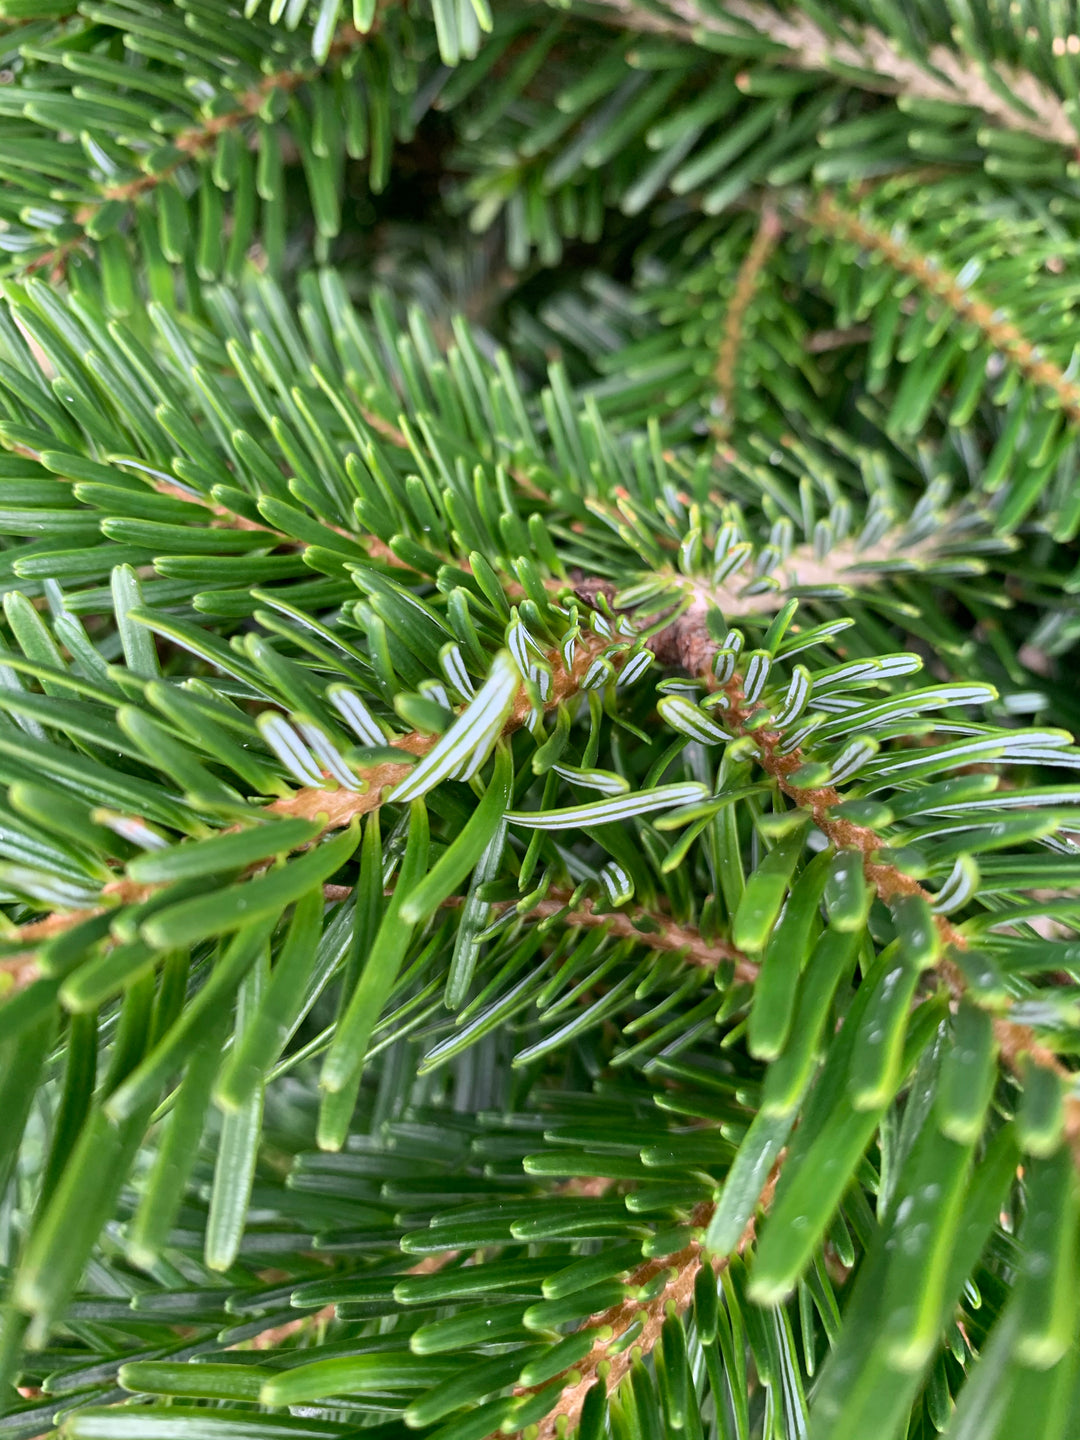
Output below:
[712,204,783,444]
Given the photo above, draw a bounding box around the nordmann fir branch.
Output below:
[3,393,951,617]
[3,876,754,1010]
[2,515,941,961]
[650,599,1080,1169]
[4,627,618,952]
[506,1184,779,1440]
[487,590,1079,1440]
[5,564,1073,1157]
[2,583,1071,1436]
[26,18,382,281]
[501,890,755,979]
[8,435,414,567]
[0,529,990,981]
[806,192,1080,425]
[586,0,1078,147]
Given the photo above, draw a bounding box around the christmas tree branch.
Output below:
[26,19,377,280]
[510,1181,778,1440]
[588,0,1077,146]
[804,192,1080,424]
[6,437,409,566]
[6,575,1074,1171]
[4,631,614,958]
[657,610,1080,1169]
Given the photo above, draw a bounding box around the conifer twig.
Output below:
[509,1179,779,1440]
[338,885,755,977]
[3,633,615,962]
[0,876,767,996]
[7,582,1076,1176]
[26,20,379,280]
[241,1252,455,1352]
[712,203,783,444]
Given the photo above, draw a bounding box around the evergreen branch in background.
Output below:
[806,190,1080,428]
[24,19,375,281]
[587,0,1079,145]
[0,0,419,284]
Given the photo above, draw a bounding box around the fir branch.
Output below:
[26,19,376,280]
[4,632,616,960]
[292,883,754,973]
[510,1183,778,1440]
[805,192,1080,424]
[9,437,407,565]
[658,610,1080,1170]
[588,0,1077,146]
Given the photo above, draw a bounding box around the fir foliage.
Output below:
[0,2,1079,1439]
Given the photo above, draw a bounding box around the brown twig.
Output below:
[239,1251,454,1353]
[243,1304,336,1352]
[805,324,876,353]
[516,891,756,980]
[712,204,783,442]
[328,883,756,978]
